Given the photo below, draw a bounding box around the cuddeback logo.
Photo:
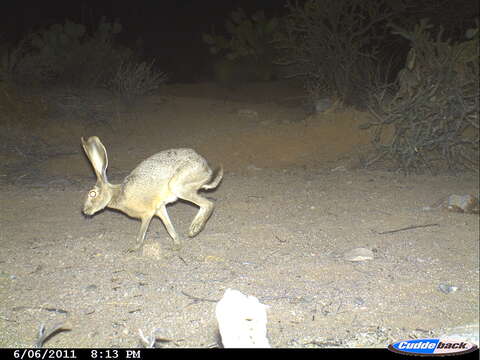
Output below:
[388,338,478,356]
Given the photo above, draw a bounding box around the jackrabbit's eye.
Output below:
[88,190,97,198]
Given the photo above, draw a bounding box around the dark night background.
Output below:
[1,1,290,82]
[2,0,476,83]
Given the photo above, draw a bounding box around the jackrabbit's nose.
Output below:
[82,207,94,216]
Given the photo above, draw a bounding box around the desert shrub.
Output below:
[203,8,278,62]
[0,37,28,84]
[365,19,479,174]
[203,8,279,84]
[0,38,48,129]
[275,0,396,106]
[107,58,167,105]
[13,18,129,88]
[55,22,128,88]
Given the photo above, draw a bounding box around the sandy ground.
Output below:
[0,81,478,348]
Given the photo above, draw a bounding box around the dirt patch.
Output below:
[0,82,478,348]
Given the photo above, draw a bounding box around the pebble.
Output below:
[344,248,374,262]
[438,283,459,294]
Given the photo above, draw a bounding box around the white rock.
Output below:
[216,289,270,348]
[344,248,375,262]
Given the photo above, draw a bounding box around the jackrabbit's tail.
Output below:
[202,165,223,190]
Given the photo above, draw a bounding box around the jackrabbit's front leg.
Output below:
[129,215,153,252]
[155,205,181,250]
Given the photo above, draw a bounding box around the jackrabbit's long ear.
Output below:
[81,136,109,183]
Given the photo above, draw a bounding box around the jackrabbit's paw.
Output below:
[188,221,205,238]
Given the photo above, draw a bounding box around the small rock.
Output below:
[447,194,479,214]
[310,97,339,114]
[84,284,98,292]
[315,98,334,113]
[438,283,459,294]
[331,165,347,172]
[344,248,374,262]
[237,109,258,118]
[83,307,96,315]
[0,272,15,280]
[246,164,262,171]
[354,297,365,306]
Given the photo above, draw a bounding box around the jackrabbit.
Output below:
[81,136,223,251]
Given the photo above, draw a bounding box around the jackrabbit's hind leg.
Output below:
[176,188,214,237]
[189,194,214,237]
[169,165,215,238]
